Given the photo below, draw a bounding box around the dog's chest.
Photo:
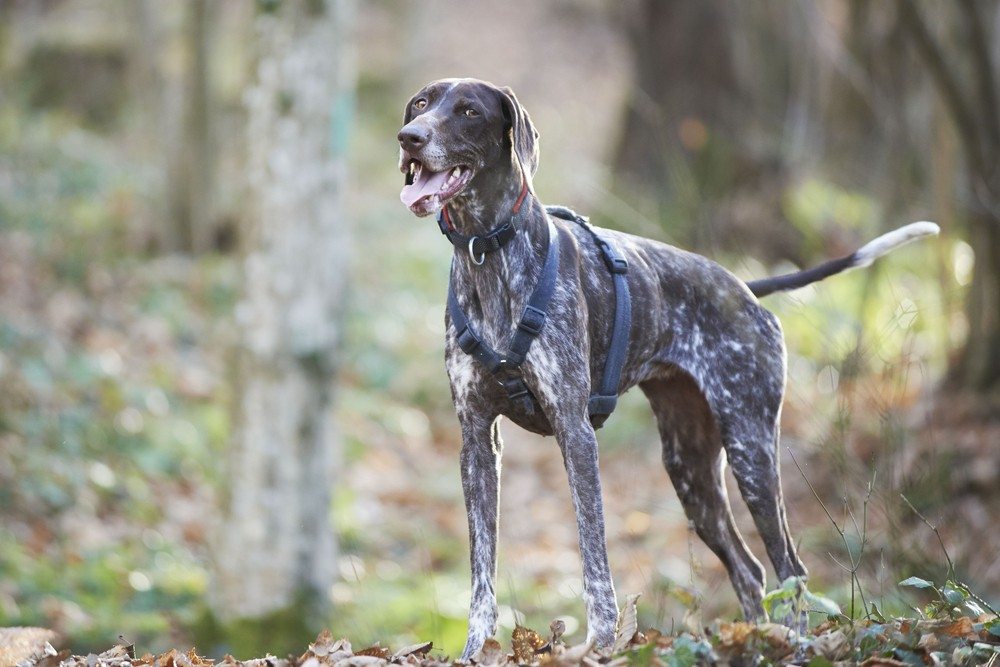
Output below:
[445,272,566,436]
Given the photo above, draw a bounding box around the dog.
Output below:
[396,77,938,660]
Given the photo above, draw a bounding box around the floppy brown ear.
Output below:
[498,86,539,180]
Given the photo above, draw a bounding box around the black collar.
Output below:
[436,178,530,264]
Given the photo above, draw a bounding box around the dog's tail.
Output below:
[747,221,940,298]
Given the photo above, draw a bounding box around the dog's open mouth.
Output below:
[400,160,473,216]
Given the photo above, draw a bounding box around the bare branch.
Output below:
[788,448,870,619]
[899,494,955,579]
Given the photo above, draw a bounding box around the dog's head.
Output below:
[398,78,538,217]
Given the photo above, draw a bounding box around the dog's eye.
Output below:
[464,108,479,118]
[413,98,427,110]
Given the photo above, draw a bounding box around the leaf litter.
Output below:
[11,595,1000,667]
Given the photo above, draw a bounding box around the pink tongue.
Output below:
[400,168,451,207]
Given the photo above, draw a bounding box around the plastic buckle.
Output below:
[501,376,531,401]
[609,257,628,274]
[517,305,547,335]
[588,394,618,416]
[456,326,482,354]
[600,244,628,274]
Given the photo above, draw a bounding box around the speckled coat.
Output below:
[400,78,806,662]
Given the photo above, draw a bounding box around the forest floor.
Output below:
[6,595,1000,667]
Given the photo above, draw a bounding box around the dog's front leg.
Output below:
[457,412,503,662]
[554,415,619,649]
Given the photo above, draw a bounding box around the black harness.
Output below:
[438,195,632,429]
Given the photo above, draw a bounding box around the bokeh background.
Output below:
[1,0,998,660]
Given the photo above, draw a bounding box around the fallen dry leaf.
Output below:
[811,629,850,661]
[476,639,503,666]
[941,616,975,638]
[311,630,351,657]
[717,621,753,651]
[540,639,596,667]
[333,656,387,667]
[511,625,545,664]
[612,593,640,654]
[917,632,940,652]
[859,658,908,667]
[391,642,433,661]
[754,623,795,659]
[0,627,59,667]
[355,644,391,659]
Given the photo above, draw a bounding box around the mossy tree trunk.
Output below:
[211,0,356,624]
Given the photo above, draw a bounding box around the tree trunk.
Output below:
[125,0,168,252]
[893,0,1000,393]
[211,0,355,622]
[614,0,738,194]
[167,0,214,254]
[953,212,1000,391]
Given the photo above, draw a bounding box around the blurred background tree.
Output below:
[209,0,355,650]
[893,0,1000,392]
[0,0,995,660]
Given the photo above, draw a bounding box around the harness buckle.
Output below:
[504,381,531,401]
[608,257,628,274]
[599,243,629,274]
[588,394,619,416]
[517,305,547,335]
[456,326,482,354]
[468,237,486,265]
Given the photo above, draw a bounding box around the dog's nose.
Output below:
[398,125,430,152]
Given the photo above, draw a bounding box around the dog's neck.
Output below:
[446,162,549,327]
[447,154,532,232]
[447,163,546,260]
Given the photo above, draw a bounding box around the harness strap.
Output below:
[447,218,560,412]
[546,206,632,429]
[445,203,631,429]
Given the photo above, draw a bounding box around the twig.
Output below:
[788,448,870,620]
[899,493,954,579]
[828,553,853,573]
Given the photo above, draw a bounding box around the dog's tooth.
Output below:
[452,167,461,179]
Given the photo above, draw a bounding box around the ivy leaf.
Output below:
[899,576,934,589]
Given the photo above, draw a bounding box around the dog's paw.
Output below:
[459,633,490,663]
[460,604,499,662]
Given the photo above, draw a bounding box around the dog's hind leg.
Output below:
[641,375,767,620]
[722,414,808,588]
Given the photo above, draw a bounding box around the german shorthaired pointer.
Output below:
[397,78,937,661]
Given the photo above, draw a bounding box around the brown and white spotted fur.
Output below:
[396,77,937,661]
